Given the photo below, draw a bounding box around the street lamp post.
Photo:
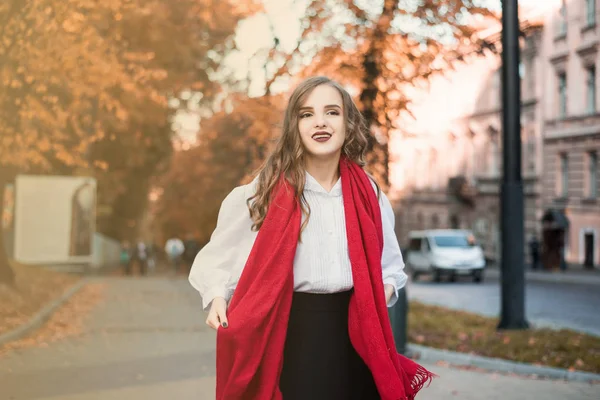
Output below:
[499,0,529,330]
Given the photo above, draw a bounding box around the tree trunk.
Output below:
[359,0,399,190]
[0,170,16,286]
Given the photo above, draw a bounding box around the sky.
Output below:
[222,0,549,97]
[222,0,304,96]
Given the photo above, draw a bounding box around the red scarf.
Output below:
[216,159,434,399]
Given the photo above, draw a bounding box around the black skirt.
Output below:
[279,290,380,400]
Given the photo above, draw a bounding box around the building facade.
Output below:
[389,1,599,269]
[541,0,600,268]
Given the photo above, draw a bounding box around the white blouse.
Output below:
[189,172,408,311]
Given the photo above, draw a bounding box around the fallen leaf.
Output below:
[0,283,106,356]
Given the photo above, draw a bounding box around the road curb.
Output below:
[485,268,600,285]
[0,278,89,347]
[408,343,600,383]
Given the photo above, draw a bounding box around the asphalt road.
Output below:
[407,273,600,336]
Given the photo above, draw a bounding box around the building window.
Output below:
[416,212,424,230]
[557,0,567,36]
[587,151,598,198]
[559,153,569,197]
[489,69,502,109]
[487,127,500,178]
[468,136,477,182]
[586,0,596,27]
[586,66,596,115]
[431,214,440,229]
[524,56,535,98]
[527,139,536,175]
[558,72,567,118]
[449,215,461,229]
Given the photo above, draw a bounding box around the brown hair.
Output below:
[247,76,371,232]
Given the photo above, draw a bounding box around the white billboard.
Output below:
[13,175,96,264]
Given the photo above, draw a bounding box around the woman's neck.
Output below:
[304,153,341,192]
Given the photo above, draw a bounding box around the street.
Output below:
[0,276,599,400]
[408,273,600,337]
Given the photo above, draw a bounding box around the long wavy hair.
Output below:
[247,76,372,232]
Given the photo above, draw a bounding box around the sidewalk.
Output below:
[31,360,600,400]
[486,263,600,285]
[0,276,598,399]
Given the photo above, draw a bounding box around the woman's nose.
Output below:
[314,114,327,128]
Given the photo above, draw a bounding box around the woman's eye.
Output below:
[299,113,312,119]
[327,110,340,116]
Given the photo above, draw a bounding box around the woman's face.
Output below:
[297,84,346,161]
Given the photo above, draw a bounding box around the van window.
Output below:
[409,238,422,251]
[432,235,471,248]
[423,239,431,252]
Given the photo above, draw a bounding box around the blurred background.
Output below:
[0,0,599,399]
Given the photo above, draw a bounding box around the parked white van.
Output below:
[405,229,486,283]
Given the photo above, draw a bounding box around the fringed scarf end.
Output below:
[410,365,437,397]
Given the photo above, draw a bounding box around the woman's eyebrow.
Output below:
[298,104,341,111]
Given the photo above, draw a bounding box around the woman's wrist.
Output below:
[384,283,394,303]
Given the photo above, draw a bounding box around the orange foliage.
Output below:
[0,0,254,173]
[0,0,258,247]
[153,95,282,243]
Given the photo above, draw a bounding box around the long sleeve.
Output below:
[379,191,408,308]
[188,184,258,311]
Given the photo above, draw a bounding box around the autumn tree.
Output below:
[0,0,134,284]
[153,95,282,244]
[0,0,253,284]
[86,0,252,243]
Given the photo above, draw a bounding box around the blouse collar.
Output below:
[304,171,342,197]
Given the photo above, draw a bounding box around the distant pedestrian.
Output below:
[165,237,185,273]
[182,237,201,272]
[559,231,568,272]
[189,76,434,399]
[135,240,148,275]
[120,241,132,275]
[560,246,568,272]
[528,235,540,270]
[146,242,157,272]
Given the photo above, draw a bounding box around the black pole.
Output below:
[498,0,529,330]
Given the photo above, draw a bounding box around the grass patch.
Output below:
[0,261,79,336]
[408,301,600,374]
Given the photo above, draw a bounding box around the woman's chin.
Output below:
[304,147,343,160]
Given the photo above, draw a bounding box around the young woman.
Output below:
[189,76,434,400]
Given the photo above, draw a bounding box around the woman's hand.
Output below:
[206,296,229,330]
[384,284,395,305]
